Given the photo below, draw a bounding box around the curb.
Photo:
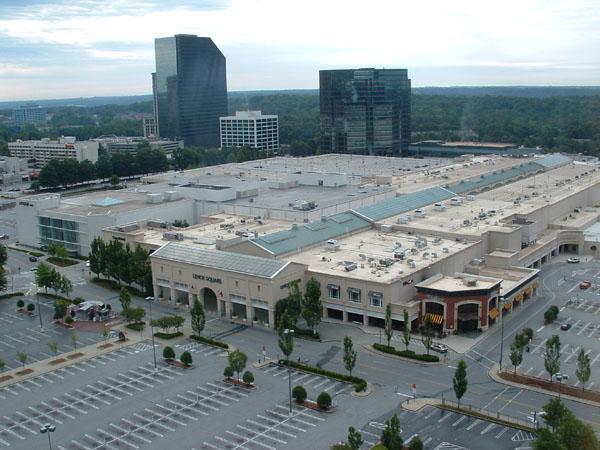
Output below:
[362,344,444,366]
[351,382,374,398]
[488,363,600,408]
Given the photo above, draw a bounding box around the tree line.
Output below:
[88,237,153,295]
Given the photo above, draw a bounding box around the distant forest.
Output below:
[1,86,600,158]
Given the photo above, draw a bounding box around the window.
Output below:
[235,280,239,288]
[257,285,261,292]
[369,291,383,307]
[327,284,340,299]
[348,288,361,303]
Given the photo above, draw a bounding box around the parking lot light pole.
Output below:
[499,297,506,370]
[36,293,44,331]
[283,328,294,416]
[146,296,157,371]
[40,423,56,450]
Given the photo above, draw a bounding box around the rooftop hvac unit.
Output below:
[163,190,181,201]
[431,252,438,258]
[163,231,183,241]
[414,209,426,218]
[442,247,449,253]
[343,261,357,271]
[397,215,410,224]
[326,239,340,251]
[407,260,417,269]
[450,197,463,205]
[467,195,475,201]
[394,248,405,259]
[146,193,163,204]
[434,202,446,211]
[381,224,393,233]
[465,278,477,287]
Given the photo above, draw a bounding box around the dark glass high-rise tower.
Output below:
[320,68,411,156]
[153,35,227,147]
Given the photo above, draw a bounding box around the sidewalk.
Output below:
[0,326,146,390]
[489,363,600,407]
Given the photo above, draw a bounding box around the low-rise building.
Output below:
[93,136,183,156]
[12,105,46,128]
[220,111,278,152]
[8,137,98,163]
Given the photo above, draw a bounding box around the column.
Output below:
[342,310,348,322]
[217,298,222,317]
[268,309,275,328]
[170,284,176,303]
[245,303,252,322]
[153,284,159,300]
[224,301,231,318]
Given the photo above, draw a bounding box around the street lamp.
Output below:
[40,423,56,450]
[146,296,157,371]
[498,297,506,370]
[283,328,294,416]
[36,293,44,331]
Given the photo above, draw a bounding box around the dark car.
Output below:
[560,323,571,331]
[28,256,38,262]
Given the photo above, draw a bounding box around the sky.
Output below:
[0,0,599,101]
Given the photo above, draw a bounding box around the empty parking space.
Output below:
[259,364,352,398]
[203,402,325,450]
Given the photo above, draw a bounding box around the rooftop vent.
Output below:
[343,261,357,271]
[465,278,477,287]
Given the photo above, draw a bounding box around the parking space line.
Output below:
[246,419,297,438]
[481,423,496,434]
[496,427,509,438]
[452,415,466,427]
[577,323,591,335]
[438,412,453,423]
[565,347,580,363]
[466,419,482,431]
[214,435,250,450]
[121,418,163,438]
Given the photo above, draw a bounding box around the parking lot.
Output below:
[0,296,105,370]
[516,265,600,388]
[358,405,534,450]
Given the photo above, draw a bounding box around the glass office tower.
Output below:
[320,68,411,156]
[153,35,227,147]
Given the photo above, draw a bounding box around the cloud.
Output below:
[0,0,599,100]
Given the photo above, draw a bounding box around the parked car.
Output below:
[567,257,580,263]
[431,343,448,354]
[579,281,591,289]
[0,234,9,240]
[560,323,571,331]
[28,256,38,262]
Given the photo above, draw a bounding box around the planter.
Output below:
[223,378,256,389]
[97,343,113,349]
[49,358,67,365]
[164,359,193,369]
[15,368,34,376]
[298,399,334,413]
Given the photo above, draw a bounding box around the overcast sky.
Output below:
[1,0,599,100]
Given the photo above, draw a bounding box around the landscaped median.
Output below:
[371,343,440,363]
[278,359,368,393]
[190,334,229,350]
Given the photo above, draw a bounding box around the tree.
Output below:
[53,299,68,320]
[242,370,254,384]
[408,436,424,450]
[17,351,27,367]
[543,398,568,432]
[130,245,149,287]
[302,277,322,333]
[26,303,35,312]
[533,429,567,450]
[421,316,434,355]
[381,414,403,450]
[292,385,307,402]
[48,341,58,355]
[0,243,7,265]
[575,348,591,391]
[0,358,5,372]
[51,243,69,263]
[228,350,247,382]
[544,334,561,382]
[190,297,206,336]
[122,307,145,324]
[384,303,393,347]
[223,366,233,380]
[163,346,175,360]
[35,262,54,293]
[119,287,131,311]
[343,336,357,377]
[557,410,599,450]
[278,312,294,359]
[180,351,192,366]
[16,299,24,309]
[347,427,363,450]
[102,325,109,343]
[59,275,72,297]
[453,359,468,409]
[509,341,524,375]
[316,391,332,409]
[0,268,6,292]
[401,309,411,351]
[71,333,77,350]
[88,237,107,279]
[110,174,120,186]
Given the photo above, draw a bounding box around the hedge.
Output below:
[29,251,44,257]
[293,327,321,340]
[0,292,25,299]
[126,322,145,331]
[373,343,440,362]
[153,331,183,339]
[39,292,72,302]
[190,334,229,349]
[279,359,367,392]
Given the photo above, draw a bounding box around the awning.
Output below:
[489,308,499,319]
[532,281,540,289]
[514,293,523,302]
[524,287,532,295]
[503,302,511,311]
[424,313,444,325]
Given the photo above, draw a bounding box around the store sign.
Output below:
[193,274,222,284]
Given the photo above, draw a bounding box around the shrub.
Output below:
[190,334,228,349]
[279,359,367,392]
[317,391,332,409]
[72,297,84,305]
[408,436,424,450]
[373,343,440,362]
[242,370,254,384]
[180,351,192,366]
[16,299,24,308]
[294,327,321,340]
[522,327,534,342]
[153,331,183,339]
[544,306,560,324]
[26,303,35,312]
[224,366,234,379]
[163,346,175,360]
[126,322,145,331]
[118,331,126,341]
[292,385,307,402]
[64,315,74,325]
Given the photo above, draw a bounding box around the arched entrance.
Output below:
[456,302,480,333]
[201,287,218,313]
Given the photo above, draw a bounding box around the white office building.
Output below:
[220,111,279,152]
[8,137,98,164]
[143,116,158,138]
[93,136,183,156]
